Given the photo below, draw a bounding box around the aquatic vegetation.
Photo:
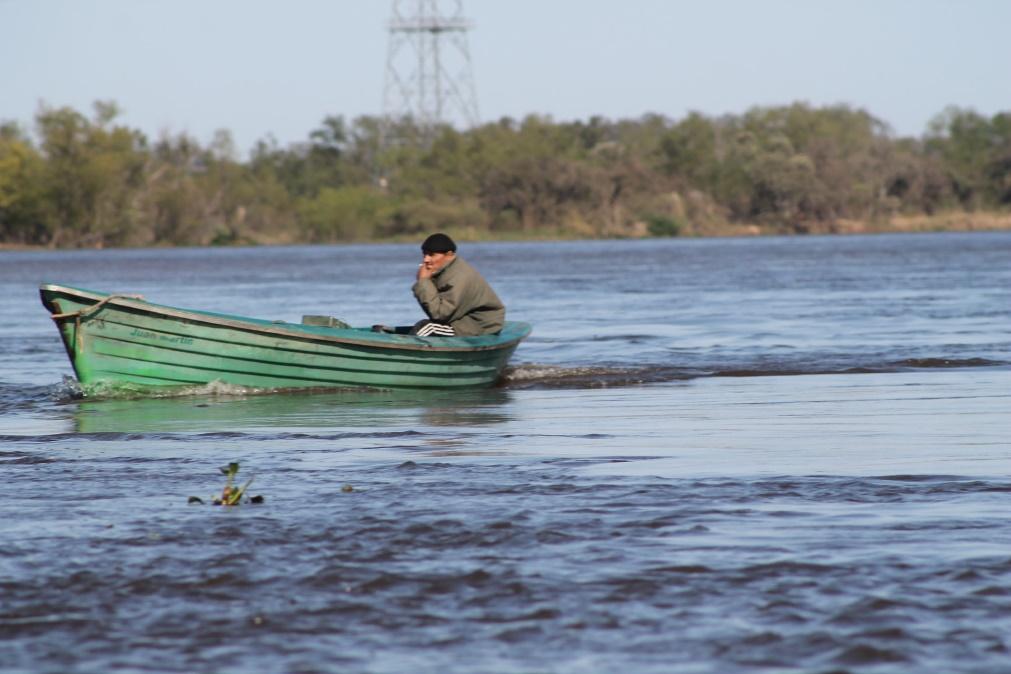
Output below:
[188,462,263,506]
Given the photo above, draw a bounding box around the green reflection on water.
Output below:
[73,387,513,434]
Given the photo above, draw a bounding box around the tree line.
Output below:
[1,100,1009,248]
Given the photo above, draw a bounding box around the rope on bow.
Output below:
[49,294,146,352]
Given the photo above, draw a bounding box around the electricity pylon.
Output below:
[382,0,480,138]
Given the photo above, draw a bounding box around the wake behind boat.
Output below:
[40,284,530,392]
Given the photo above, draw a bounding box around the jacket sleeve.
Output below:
[412,278,462,322]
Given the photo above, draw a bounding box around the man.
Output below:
[410,233,505,337]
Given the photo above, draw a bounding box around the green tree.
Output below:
[34,101,147,247]
[297,185,388,242]
[0,123,47,244]
[926,107,994,209]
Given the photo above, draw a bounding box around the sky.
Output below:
[2,0,1009,156]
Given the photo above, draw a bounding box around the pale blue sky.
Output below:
[2,0,1008,155]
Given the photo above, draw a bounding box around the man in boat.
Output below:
[409,233,505,337]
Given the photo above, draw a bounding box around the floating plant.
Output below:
[188,462,264,505]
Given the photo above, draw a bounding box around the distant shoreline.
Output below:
[3,211,1010,252]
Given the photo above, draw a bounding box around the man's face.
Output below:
[422,250,454,274]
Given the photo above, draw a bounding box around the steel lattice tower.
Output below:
[382,0,480,134]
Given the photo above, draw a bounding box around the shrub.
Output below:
[645,214,682,237]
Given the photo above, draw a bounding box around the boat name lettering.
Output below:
[128,328,193,346]
[159,335,193,345]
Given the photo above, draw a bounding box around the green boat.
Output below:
[40,283,531,392]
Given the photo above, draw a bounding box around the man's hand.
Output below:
[416,262,433,281]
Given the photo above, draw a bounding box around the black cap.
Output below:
[421,233,457,254]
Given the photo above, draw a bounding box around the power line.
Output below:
[382,0,480,134]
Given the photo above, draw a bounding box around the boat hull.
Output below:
[40,284,530,392]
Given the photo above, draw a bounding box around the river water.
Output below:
[1,233,1009,673]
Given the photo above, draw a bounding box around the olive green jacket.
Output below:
[412,256,505,336]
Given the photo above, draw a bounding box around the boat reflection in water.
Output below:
[72,386,513,435]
